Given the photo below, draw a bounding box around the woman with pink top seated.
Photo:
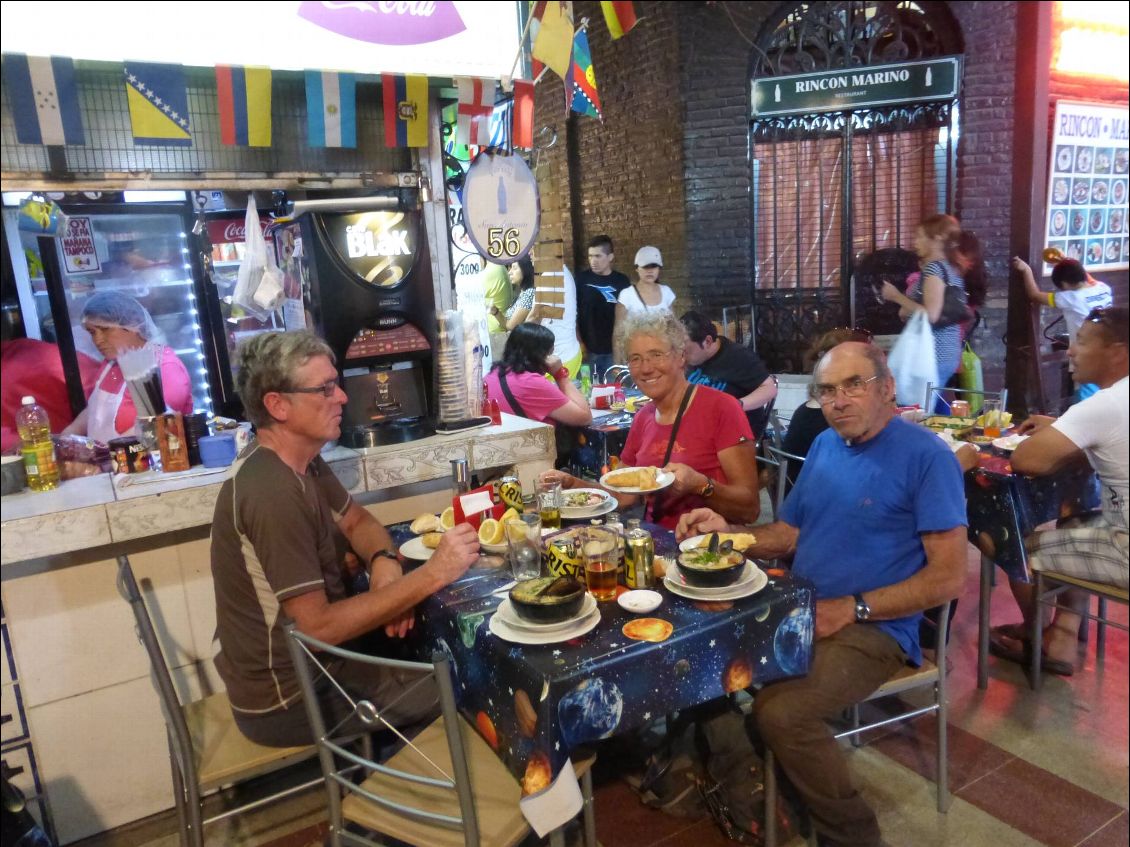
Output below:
[484,323,592,427]
[62,292,193,443]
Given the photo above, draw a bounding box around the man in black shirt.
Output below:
[575,235,630,380]
[681,311,777,438]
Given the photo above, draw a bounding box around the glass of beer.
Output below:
[506,514,543,581]
[582,526,620,602]
[982,398,1003,439]
[536,480,563,529]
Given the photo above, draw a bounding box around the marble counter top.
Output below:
[0,415,553,568]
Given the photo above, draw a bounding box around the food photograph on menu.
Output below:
[1044,101,1129,274]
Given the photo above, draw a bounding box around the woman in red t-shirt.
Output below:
[542,311,760,528]
[485,323,592,426]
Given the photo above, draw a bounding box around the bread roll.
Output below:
[410,513,442,534]
[421,532,444,549]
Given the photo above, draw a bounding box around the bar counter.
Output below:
[0,415,554,844]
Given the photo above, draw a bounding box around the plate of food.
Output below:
[1056,145,1073,172]
[1052,178,1070,204]
[400,533,442,561]
[1090,210,1106,234]
[1113,180,1127,205]
[1116,149,1129,174]
[1111,210,1125,233]
[599,466,675,494]
[1092,180,1109,203]
[1070,210,1086,235]
[1072,180,1091,204]
[1075,147,1093,173]
[560,488,617,519]
[992,434,1029,452]
[1050,209,1067,236]
[1105,239,1120,261]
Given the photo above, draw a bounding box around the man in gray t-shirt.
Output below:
[211,331,479,746]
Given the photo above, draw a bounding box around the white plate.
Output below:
[560,488,617,519]
[488,605,601,644]
[666,561,760,591]
[663,565,769,601]
[399,536,435,561]
[494,594,599,631]
[677,534,757,553]
[992,434,1029,452]
[599,467,676,494]
[618,590,663,614]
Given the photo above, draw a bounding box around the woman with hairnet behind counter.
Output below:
[62,291,193,444]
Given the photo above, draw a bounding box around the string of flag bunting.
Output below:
[1,1,638,154]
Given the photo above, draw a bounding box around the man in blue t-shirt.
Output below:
[678,341,967,847]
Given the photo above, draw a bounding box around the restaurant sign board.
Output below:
[751,57,962,117]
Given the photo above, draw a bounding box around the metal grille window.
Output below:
[747,1,962,373]
[1,64,409,183]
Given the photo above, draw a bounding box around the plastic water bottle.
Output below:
[579,364,592,399]
[16,396,59,491]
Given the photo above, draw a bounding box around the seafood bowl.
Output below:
[508,576,587,623]
[676,538,747,588]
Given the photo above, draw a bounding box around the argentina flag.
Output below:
[305,70,356,148]
[3,54,85,146]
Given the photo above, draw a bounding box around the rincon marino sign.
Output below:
[752,57,962,117]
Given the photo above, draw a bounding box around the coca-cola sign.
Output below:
[207,217,269,245]
[297,1,466,46]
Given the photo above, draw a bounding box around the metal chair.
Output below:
[763,444,806,523]
[286,624,597,847]
[116,556,319,847]
[1030,571,1128,690]
[923,382,1007,417]
[764,600,953,847]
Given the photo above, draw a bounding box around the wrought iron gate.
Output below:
[749,1,963,372]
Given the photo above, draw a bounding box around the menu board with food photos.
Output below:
[1044,100,1129,275]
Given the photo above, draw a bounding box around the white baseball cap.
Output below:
[634,246,663,267]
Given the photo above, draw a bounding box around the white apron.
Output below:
[87,361,127,444]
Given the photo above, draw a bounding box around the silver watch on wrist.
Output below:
[853,592,871,623]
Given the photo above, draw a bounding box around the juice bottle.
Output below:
[16,396,59,491]
[579,365,592,400]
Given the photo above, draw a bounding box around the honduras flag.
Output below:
[3,54,85,146]
[306,70,356,148]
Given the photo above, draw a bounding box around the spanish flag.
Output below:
[382,74,429,148]
[601,1,638,40]
[215,65,272,147]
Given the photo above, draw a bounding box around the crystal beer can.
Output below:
[624,527,655,589]
[498,475,523,511]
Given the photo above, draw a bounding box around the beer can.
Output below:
[624,528,655,589]
[499,475,523,511]
[108,437,150,474]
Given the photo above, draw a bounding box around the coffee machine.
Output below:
[273,194,437,447]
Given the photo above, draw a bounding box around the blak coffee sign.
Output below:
[61,216,100,274]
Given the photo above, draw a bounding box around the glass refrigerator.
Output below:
[2,196,218,418]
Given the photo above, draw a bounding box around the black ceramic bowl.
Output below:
[676,548,747,587]
[509,576,586,623]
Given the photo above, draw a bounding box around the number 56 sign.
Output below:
[462,151,540,264]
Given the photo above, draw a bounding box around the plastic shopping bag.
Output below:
[888,310,939,407]
[232,195,283,320]
[958,342,985,414]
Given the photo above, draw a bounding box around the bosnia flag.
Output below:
[125,62,192,146]
[216,65,272,147]
[381,74,429,148]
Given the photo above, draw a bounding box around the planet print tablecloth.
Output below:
[398,523,815,833]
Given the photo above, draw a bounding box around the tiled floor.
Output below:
[73,545,1128,847]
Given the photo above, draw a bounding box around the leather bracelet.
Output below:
[369,548,400,569]
[554,367,570,381]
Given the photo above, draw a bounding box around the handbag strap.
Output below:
[497,371,530,419]
[632,283,650,311]
[647,385,695,523]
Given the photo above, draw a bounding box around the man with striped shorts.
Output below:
[990,306,1128,677]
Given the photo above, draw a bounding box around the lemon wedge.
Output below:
[478,518,504,545]
[501,507,520,525]
[440,506,456,530]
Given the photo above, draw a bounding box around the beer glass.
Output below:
[582,526,620,602]
[536,480,562,529]
[982,398,1003,438]
[506,514,543,581]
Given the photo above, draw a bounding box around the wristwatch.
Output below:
[369,548,400,569]
[699,477,716,498]
[853,592,871,623]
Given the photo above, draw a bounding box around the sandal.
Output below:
[989,631,1074,677]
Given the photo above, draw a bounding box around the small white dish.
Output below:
[599,467,676,494]
[618,590,663,614]
[992,434,1029,452]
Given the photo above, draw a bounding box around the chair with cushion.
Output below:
[764,600,953,847]
[116,555,319,847]
[286,623,597,847]
[1030,571,1128,690]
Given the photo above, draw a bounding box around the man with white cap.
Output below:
[613,245,677,360]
